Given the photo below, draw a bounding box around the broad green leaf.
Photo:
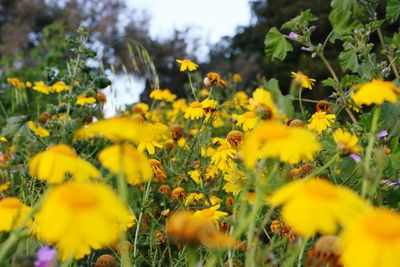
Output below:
[264,27,293,61]
[1,115,27,139]
[387,0,400,23]
[321,78,337,88]
[264,78,294,116]
[339,49,359,72]
[393,33,400,49]
[331,0,357,11]
[329,8,360,35]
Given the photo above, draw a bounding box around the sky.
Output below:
[105,0,252,116]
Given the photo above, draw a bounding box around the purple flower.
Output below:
[376,130,388,138]
[350,153,361,163]
[288,32,298,41]
[301,46,312,52]
[34,246,57,267]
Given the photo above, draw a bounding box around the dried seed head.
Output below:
[158,185,172,196]
[95,254,117,267]
[226,130,243,148]
[289,119,305,127]
[170,124,184,141]
[38,112,50,123]
[96,91,107,104]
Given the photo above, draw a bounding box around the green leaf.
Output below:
[331,0,357,11]
[264,27,293,61]
[321,78,337,88]
[339,49,359,72]
[1,115,27,139]
[329,8,360,36]
[387,0,400,23]
[264,78,294,116]
[281,9,318,30]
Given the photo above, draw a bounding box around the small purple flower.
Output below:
[381,179,400,188]
[34,246,57,267]
[301,46,312,52]
[350,153,361,163]
[376,130,388,138]
[288,32,298,41]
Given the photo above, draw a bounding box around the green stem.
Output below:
[304,153,340,179]
[187,72,198,101]
[377,27,399,78]
[298,88,305,119]
[362,106,381,198]
[133,177,153,265]
[297,238,308,267]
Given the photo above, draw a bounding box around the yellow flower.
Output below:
[193,204,228,222]
[166,211,237,248]
[308,111,336,134]
[188,169,202,185]
[136,122,168,155]
[176,59,198,72]
[0,136,7,142]
[0,197,31,231]
[184,101,205,120]
[0,181,10,192]
[99,143,152,185]
[184,192,205,206]
[233,91,248,108]
[52,81,71,93]
[223,167,246,195]
[211,140,236,171]
[205,72,228,87]
[351,79,399,106]
[75,116,143,143]
[333,128,361,154]
[76,95,96,106]
[339,208,400,267]
[7,77,25,89]
[232,73,242,83]
[27,121,50,137]
[161,89,177,102]
[149,89,163,100]
[291,71,316,89]
[269,178,370,238]
[233,111,257,131]
[241,122,321,167]
[248,88,279,120]
[131,103,149,114]
[34,182,134,260]
[32,81,52,94]
[29,144,100,184]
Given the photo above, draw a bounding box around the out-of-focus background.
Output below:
[0,0,392,115]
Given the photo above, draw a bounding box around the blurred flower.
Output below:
[308,111,336,134]
[188,169,202,185]
[150,89,176,102]
[211,140,236,171]
[0,197,31,231]
[204,72,228,87]
[29,144,100,184]
[184,101,205,120]
[32,81,52,94]
[96,91,107,104]
[171,187,186,201]
[166,211,237,248]
[98,144,152,186]
[233,91,248,108]
[233,111,257,131]
[27,121,50,137]
[270,220,281,233]
[226,130,244,148]
[248,88,279,120]
[34,182,134,260]
[291,71,316,90]
[76,95,96,106]
[351,79,399,106]
[241,122,321,167]
[223,167,246,195]
[34,246,57,267]
[184,192,205,206]
[333,128,361,154]
[306,236,341,267]
[349,153,361,163]
[51,81,71,93]
[0,181,10,192]
[0,136,7,142]
[193,204,228,222]
[269,178,370,237]
[176,59,198,72]
[376,130,388,138]
[149,159,167,182]
[339,208,400,267]
[232,73,242,83]
[7,77,25,89]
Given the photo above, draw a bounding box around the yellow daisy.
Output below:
[248,88,279,119]
[308,111,336,134]
[233,111,257,131]
[193,204,228,222]
[27,121,50,137]
[184,101,205,120]
[270,178,370,238]
[176,59,198,72]
[351,79,399,106]
[76,95,96,106]
[333,128,361,154]
[291,71,316,89]
[32,81,52,94]
[0,197,31,231]
[52,81,71,93]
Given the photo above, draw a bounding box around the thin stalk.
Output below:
[298,88,305,118]
[297,238,308,267]
[362,106,381,198]
[187,72,198,101]
[377,27,399,78]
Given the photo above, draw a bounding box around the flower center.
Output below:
[202,209,215,218]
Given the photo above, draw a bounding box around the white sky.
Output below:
[105,0,251,116]
[126,0,251,56]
